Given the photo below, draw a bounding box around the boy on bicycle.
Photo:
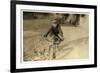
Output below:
[44,19,64,59]
[44,19,64,45]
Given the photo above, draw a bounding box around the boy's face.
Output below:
[51,19,58,27]
[52,24,57,27]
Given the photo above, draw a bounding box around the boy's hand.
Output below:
[58,34,64,41]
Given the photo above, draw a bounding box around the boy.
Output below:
[44,19,64,45]
[44,19,64,59]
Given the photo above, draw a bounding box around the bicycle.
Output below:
[43,35,63,60]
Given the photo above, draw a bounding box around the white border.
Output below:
[16,4,94,69]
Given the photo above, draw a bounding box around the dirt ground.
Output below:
[23,15,89,61]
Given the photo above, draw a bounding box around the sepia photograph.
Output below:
[23,12,89,61]
[11,1,97,72]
